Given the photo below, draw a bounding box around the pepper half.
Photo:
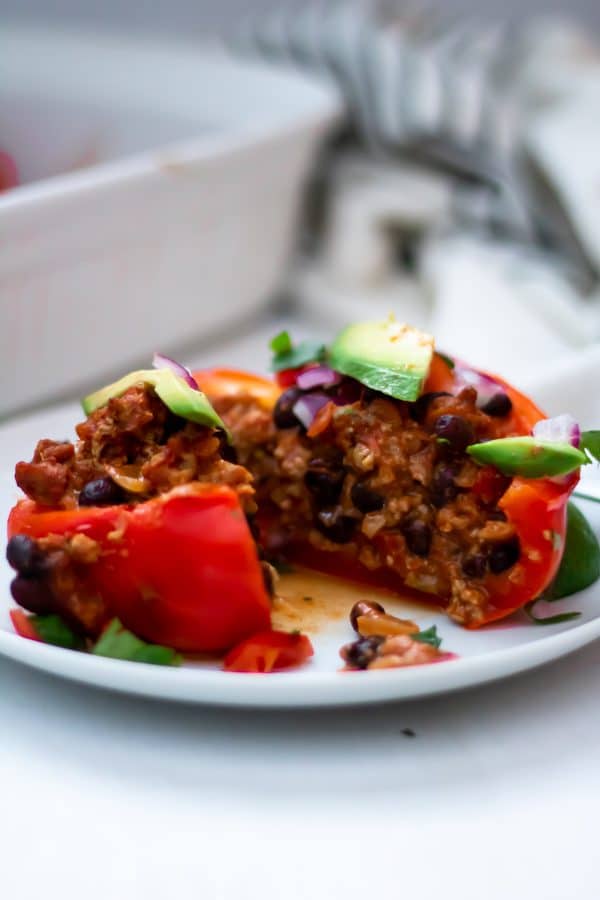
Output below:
[8,483,271,652]
[194,360,578,628]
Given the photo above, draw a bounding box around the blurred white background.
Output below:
[4,0,600,33]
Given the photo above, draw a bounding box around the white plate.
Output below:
[1,397,600,709]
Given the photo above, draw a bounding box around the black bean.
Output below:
[462,554,488,578]
[10,576,54,614]
[217,430,238,464]
[411,392,452,423]
[350,599,385,632]
[245,513,261,542]
[78,477,125,507]
[304,467,344,505]
[433,414,474,453]
[316,512,356,544]
[163,412,186,439]
[489,537,521,574]
[333,379,362,405]
[431,464,459,508]
[342,636,384,670]
[351,482,384,513]
[401,519,432,557]
[6,535,47,576]
[261,562,275,599]
[481,393,512,417]
[273,387,302,429]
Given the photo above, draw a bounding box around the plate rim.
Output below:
[1,612,599,708]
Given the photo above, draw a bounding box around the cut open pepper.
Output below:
[8,483,271,652]
[195,357,580,629]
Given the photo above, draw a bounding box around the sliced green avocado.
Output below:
[328,319,434,402]
[467,436,588,478]
[82,368,227,432]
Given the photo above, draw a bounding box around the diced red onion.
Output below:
[296,365,341,390]
[533,414,581,448]
[454,365,506,407]
[152,352,199,391]
[292,393,331,428]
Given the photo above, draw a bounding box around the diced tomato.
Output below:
[223,630,314,673]
[9,609,41,642]
[275,363,321,390]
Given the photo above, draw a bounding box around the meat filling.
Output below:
[214,383,520,626]
[15,385,254,512]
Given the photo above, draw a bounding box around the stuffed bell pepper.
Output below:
[6,357,272,653]
[195,319,597,630]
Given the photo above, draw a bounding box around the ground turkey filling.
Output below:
[15,385,254,511]
[213,382,520,627]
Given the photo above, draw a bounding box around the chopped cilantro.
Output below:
[269,330,292,356]
[437,352,455,370]
[92,619,181,666]
[269,331,326,372]
[524,601,581,626]
[413,625,442,649]
[580,430,600,464]
[30,614,83,650]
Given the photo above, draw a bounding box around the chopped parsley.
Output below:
[269,331,327,372]
[30,614,84,650]
[524,601,581,626]
[92,619,181,666]
[580,430,600,464]
[412,625,442,649]
[436,352,455,370]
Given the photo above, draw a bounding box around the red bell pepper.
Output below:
[223,630,314,673]
[8,484,271,652]
[193,368,280,409]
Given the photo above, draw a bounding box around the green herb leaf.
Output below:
[436,352,455,370]
[413,625,442,649]
[580,430,600,464]
[270,337,326,373]
[30,614,84,649]
[269,330,292,356]
[524,601,581,626]
[545,502,600,600]
[92,619,181,666]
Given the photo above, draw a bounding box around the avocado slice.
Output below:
[328,319,434,401]
[82,368,227,432]
[467,436,588,478]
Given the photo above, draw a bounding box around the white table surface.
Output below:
[1,314,599,900]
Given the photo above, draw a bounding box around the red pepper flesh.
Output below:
[223,630,314,673]
[8,484,271,652]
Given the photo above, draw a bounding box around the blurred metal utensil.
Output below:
[229,1,599,293]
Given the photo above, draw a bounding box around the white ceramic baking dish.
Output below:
[0,25,340,418]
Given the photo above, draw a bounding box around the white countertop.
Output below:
[1,314,599,900]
